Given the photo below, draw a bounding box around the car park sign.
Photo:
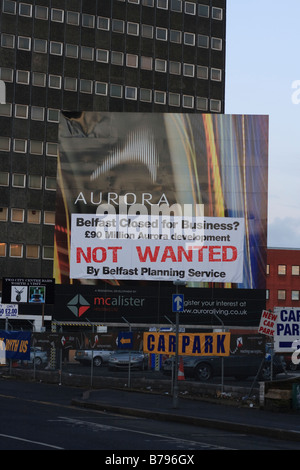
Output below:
[258,309,278,337]
[274,307,300,352]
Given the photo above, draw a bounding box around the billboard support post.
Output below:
[172,280,186,409]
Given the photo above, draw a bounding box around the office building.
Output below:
[0,0,226,282]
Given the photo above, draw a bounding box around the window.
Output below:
[3,0,16,15]
[64,77,77,92]
[50,41,63,56]
[0,243,6,257]
[169,93,180,107]
[111,51,124,66]
[198,35,209,48]
[292,265,300,275]
[141,56,153,70]
[110,84,123,98]
[211,68,222,81]
[46,142,58,157]
[292,291,300,301]
[112,19,124,33]
[142,0,154,6]
[13,138,27,153]
[31,106,44,121]
[170,30,181,44]
[45,177,56,191]
[278,290,286,300]
[185,2,196,15]
[44,212,55,225]
[67,11,79,25]
[278,264,286,275]
[30,141,43,155]
[82,14,95,28]
[95,82,108,96]
[10,244,23,258]
[81,46,94,61]
[140,88,152,102]
[27,209,41,224]
[0,208,8,222]
[183,95,194,108]
[197,65,208,79]
[170,0,182,12]
[126,54,138,68]
[33,39,47,53]
[43,246,54,260]
[18,36,31,50]
[66,44,78,58]
[157,0,168,9]
[32,72,46,87]
[19,3,32,17]
[154,90,166,104]
[196,97,208,111]
[266,264,270,275]
[210,99,221,112]
[183,63,194,77]
[169,61,181,75]
[97,17,110,30]
[212,7,223,20]
[96,49,109,63]
[156,28,167,41]
[0,137,10,152]
[47,109,60,122]
[141,25,153,38]
[125,86,137,100]
[80,79,93,94]
[155,59,167,73]
[35,5,48,20]
[211,37,223,51]
[51,8,64,22]
[48,75,61,89]
[28,175,42,189]
[0,172,9,186]
[198,4,209,17]
[11,208,24,223]
[16,70,30,85]
[15,104,29,119]
[0,67,13,82]
[0,103,12,117]
[26,245,40,259]
[1,34,15,48]
[127,22,139,35]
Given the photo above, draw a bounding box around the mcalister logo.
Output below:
[67,294,90,317]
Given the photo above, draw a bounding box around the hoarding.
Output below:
[54,113,268,325]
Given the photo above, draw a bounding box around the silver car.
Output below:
[74,349,112,367]
[108,350,148,370]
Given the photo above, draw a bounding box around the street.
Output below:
[0,377,299,451]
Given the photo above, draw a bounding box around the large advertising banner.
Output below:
[54,113,268,325]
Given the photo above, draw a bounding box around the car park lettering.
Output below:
[144,332,230,356]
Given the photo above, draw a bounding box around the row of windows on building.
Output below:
[1,30,223,52]
[0,208,55,225]
[266,290,300,301]
[266,264,300,275]
[0,137,58,157]
[0,243,53,260]
[0,172,56,190]
[2,0,223,23]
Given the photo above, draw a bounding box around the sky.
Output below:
[225,0,300,248]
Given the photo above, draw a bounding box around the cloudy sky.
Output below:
[225,0,300,248]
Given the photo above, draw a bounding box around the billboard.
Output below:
[54,113,268,325]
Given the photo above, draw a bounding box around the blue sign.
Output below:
[118,331,133,349]
[0,330,31,361]
[172,294,184,313]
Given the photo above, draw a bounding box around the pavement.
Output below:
[72,388,300,443]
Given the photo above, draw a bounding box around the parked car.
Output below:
[74,349,112,367]
[108,350,148,370]
[25,347,48,366]
[162,354,286,381]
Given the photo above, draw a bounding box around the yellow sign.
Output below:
[143,332,230,356]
